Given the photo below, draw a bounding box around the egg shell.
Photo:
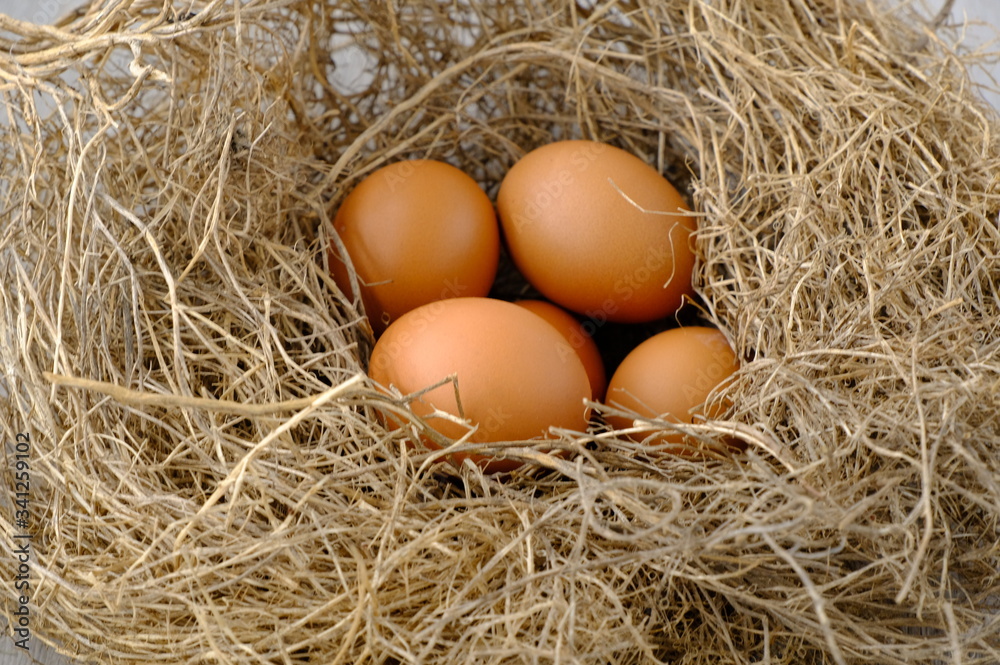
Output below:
[330,159,500,335]
[604,326,739,450]
[514,299,607,401]
[497,140,695,323]
[368,297,592,472]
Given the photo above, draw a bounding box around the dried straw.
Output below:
[2,1,999,663]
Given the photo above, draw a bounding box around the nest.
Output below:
[2,0,999,663]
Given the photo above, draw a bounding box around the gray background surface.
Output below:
[1,0,997,664]
[1,0,77,26]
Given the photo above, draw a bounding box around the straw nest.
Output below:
[2,0,999,663]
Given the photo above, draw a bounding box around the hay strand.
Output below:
[2,1,1000,664]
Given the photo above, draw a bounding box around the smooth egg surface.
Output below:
[604,326,739,446]
[330,160,500,335]
[514,299,606,401]
[369,297,592,472]
[497,140,695,323]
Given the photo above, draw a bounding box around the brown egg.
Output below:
[368,297,591,472]
[497,140,696,324]
[330,159,500,335]
[514,299,607,401]
[604,327,739,450]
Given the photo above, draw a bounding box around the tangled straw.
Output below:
[2,1,999,663]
